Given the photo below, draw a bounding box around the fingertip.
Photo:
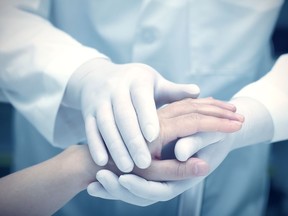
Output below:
[174,139,193,162]
[87,182,100,196]
[118,157,134,173]
[96,170,107,181]
[143,123,160,142]
[232,113,245,122]
[226,103,237,112]
[238,114,245,123]
[88,143,108,166]
[175,147,190,162]
[230,120,243,131]
[94,153,109,166]
[188,84,200,97]
[134,153,152,169]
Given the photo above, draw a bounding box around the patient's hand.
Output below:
[83,97,243,205]
[149,97,243,159]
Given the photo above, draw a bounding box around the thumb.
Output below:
[155,79,200,107]
[175,132,225,162]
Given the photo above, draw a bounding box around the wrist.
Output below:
[62,58,115,109]
[60,145,100,191]
[229,97,274,150]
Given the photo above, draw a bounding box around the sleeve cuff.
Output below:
[233,54,288,142]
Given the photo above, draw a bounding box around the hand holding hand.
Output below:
[108,97,273,205]
[175,97,274,173]
[64,59,200,172]
[87,97,244,205]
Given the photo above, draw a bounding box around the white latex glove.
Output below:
[88,133,225,203]
[175,97,274,162]
[89,170,206,203]
[88,97,274,204]
[87,170,156,206]
[63,58,200,172]
[87,154,209,206]
[87,97,244,204]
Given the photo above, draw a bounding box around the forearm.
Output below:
[0,1,105,147]
[0,145,96,216]
[229,97,274,150]
[233,54,288,142]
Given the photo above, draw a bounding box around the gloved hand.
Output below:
[148,97,243,159]
[87,154,208,206]
[63,58,200,172]
[88,97,274,205]
[87,97,245,205]
[88,133,226,205]
[175,97,274,163]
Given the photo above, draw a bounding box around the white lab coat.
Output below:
[1,0,287,215]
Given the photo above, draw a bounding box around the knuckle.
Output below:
[187,100,200,110]
[206,97,218,105]
[176,163,189,179]
[189,113,201,121]
[188,113,202,131]
[181,98,194,105]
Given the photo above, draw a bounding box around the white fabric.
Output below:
[234,55,288,142]
[178,182,204,216]
[0,2,106,146]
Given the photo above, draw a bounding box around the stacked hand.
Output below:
[86,97,244,206]
[64,59,200,172]
[89,97,274,206]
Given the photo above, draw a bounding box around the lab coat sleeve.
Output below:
[0,2,108,147]
[234,54,288,142]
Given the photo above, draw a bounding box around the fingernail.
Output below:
[194,162,209,176]
[119,157,134,173]
[226,103,236,111]
[236,114,245,122]
[144,124,159,142]
[135,154,151,169]
[231,120,243,126]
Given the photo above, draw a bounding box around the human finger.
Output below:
[96,103,134,173]
[130,79,160,144]
[112,87,151,169]
[160,113,242,146]
[155,79,200,107]
[119,175,199,201]
[158,98,243,121]
[93,170,156,206]
[175,132,226,162]
[85,115,108,166]
[133,157,209,181]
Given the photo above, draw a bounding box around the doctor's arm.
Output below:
[175,54,288,162]
[97,55,288,204]
[0,1,200,173]
[0,97,243,215]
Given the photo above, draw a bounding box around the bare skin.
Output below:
[0,97,243,216]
